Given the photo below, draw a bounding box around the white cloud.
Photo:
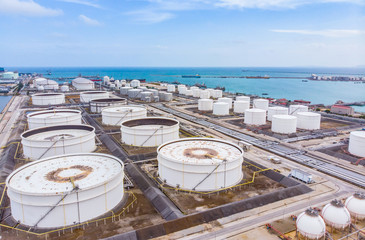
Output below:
[79,14,101,26]
[59,0,102,9]
[0,0,62,16]
[271,29,364,37]
[126,10,174,23]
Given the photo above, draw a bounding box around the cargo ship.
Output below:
[246,75,270,79]
[182,74,201,78]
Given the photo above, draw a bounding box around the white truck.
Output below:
[288,169,314,184]
[267,155,282,164]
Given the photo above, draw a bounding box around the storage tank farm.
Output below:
[89,97,127,113]
[32,93,65,106]
[157,138,244,191]
[6,153,125,228]
[27,109,82,129]
[102,105,147,126]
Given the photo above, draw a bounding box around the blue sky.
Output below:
[0,0,364,67]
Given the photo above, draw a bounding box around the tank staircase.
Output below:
[115,110,132,126]
[37,135,65,160]
[140,126,163,147]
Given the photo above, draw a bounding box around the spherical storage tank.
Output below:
[267,106,288,121]
[89,98,127,113]
[233,100,250,113]
[322,199,351,229]
[121,117,179,147]
[21,125,96,160]
[157,138,244,191]
[198,99,213,111]
[348,131,365,158]
[289,105,308,116]
[27,109,82,129]
[297,112,321,130]
[213,102,229,116]
[296,208,326,240]
[32,93,65,106]
[244,108,266,125]
[6,153,124,228]
[253,99,269,111]
[102,105,147,126]
[271,115,297,134]
[80,91,109,103]
[218,97,233,109]
[345,192,365,220]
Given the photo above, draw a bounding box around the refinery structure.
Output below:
[0,76,363,240]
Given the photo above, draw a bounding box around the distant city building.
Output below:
[294,99,311,105]
[331,105,354,115]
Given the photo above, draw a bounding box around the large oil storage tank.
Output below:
[157,138,244,191]
[121,117,179,147]
[236,96,250,102]
[297,112,321,130]
[322,199,351,229]
[271,115,297,134]
[27,109,82,129]
[218,97,233,109]
[167,84,176,92]
[212,89,223,98]
[89,98,127,113]
[267,106,288,121]
[178,86,187,95]
[348,131,365,158]
[345,192,365,220]
[244,108,266,125]
[72,77,95,90]
[130,79,140,88]
[120,86,132,95]
[296,208,326,240]
[21,125,96,160]
[289,105,308,116]
[80,91,109,103]
[6,153,124,228]
[32,93,65,106]
[102,105,147,126]
[192,89,201,98]
[198,99,213,111]
[233,100,250,113]
[185,89,193,96]
[128,89,142,99]
[253,99,269,111]
[200,90,210,99]
[213,102,229,116]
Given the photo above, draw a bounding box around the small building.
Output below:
[331,105,354,115]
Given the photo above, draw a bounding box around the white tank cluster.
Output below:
[80,91,109,103]
[34,78,59,90]
[21,125,96,160]
[213,102,229,116]
[348,131,365,158]
[130,79,140,88]
[244,108,266,125]
[89,98,127,113]
[198,99,213,111]
[32,93,65,106]
[253,99,269,111]
[27,109,82,129]
[296,208,326,240]
[345,192,365,220]
[233,101,250,113]
[267,106,288,121]
[121,117,179,147]
[157,138,244,191]
[271,115,297,134]
[218,97,233,109]
[102,105,147,126]
[297,112,321,130]
[322,199,351,229]
[289,105,309,116]
[72,77,95,90]
[6,153,124,228]
[120,86,132,95]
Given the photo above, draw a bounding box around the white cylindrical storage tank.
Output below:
[297,112,321,130]
[289,105,308,116]
[6,153,124,228]
[218,97,233,109]
[190,86,199,90]
[296,208,326,240]
[345,192,365,220]
[207,88,215,96]
[177,84,185,90]
[236,96,250,102]
[348,131,365,158]
[322,199,351,229]
[103,76,110,84]
[212,89,223,98]
[192,89,201,98]
[140,92,153,102]
[244,108,266,125]
[233,100,250,113]
[32,93,65,106]
[149,89,159,97]
[21,125,96,160]
[72,77,95,90]
[164,92,173,102]
[120,86,132,95]
[89,98,127,113]
[60,85,69,92]
[121,117,179,147]
[199,90,210,99]
[185,89,193,96]
[178,86,187,95]
[27,109,82,130]
[128,89,142,99]
[267,106,288,121]
[253,99,269,111]
[102,105,147,126]
[130,79,140,88]
[167,84,176,92]
[80,91,109,103]
[198,99,213,111]
[157,138,244,191]
[213,102,229,116]
[271,115,297,134]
